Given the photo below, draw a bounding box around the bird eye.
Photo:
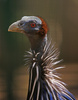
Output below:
[30,23,36,28]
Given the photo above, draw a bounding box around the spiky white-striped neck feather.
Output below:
[25,40,75,100]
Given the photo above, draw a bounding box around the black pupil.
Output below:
[32,24,34,26]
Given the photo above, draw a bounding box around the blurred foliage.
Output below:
[0,0,78,100]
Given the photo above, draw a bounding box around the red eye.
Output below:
[30,23,36,28]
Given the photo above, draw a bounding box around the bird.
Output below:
[8,16,76,100]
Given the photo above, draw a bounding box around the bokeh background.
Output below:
[0,0,78,100]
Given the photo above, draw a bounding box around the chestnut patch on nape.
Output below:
[37,16,48,36]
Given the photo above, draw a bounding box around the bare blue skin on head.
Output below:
[19,16,42,33]
[18,16,46,53]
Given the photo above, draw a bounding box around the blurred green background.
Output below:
[0,0,78,100]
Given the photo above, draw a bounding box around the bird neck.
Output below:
[27,34,47,100]
[28,34,47,54]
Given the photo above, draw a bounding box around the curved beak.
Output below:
[8,20,23,33]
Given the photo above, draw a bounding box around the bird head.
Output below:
[8,16,48,37]
[8,16,48,52]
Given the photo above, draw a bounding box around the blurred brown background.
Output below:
[0,0,78,100]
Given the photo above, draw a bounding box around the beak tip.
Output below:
[8,28,11,32]
[8,24,17,32]
[8,20,23,33]
[8,25,13,32]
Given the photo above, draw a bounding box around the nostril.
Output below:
[18,21,25,27]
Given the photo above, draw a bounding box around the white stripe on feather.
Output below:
[62,92,74,100]
[29,66,39,100]
[30,62,36,90]
[37,82,40,100]
[32,62,36,68]
[45,79,57,100]
[46,93,49,100]
[52,66,64,71]
[30,68,32,91]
